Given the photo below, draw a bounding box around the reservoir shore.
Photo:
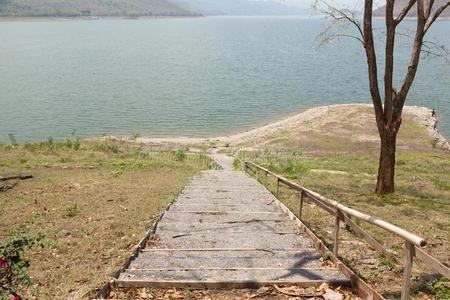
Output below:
[89,103,449,150]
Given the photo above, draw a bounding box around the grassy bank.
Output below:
[0,138,210,299]
[233,105,449,299]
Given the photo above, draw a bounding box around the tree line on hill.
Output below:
[0,0,312,17]
[0,0,200,17]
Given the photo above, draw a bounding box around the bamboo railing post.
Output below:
[401,242,415,300]
[333,209,341,256]
[299,190,304,220]
[276,178,280,198]
[256,167,259,181]
[264,171,268,187]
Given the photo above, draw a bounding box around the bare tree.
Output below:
[314,0,449,194]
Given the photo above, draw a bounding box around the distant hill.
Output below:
[171,0,310,16]
[374,0,450,18]
[0,0,198,17]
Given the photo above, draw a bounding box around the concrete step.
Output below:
[130,250,324,269]
[146,231,312,249]
[168,203,281,213]
[156,221,300,233]
[117,268,350,289]
[160,211,290,224]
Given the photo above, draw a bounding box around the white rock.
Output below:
[256,287,269,294]
[323,289,344,300]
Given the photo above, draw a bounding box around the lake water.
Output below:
[0,16,449,143]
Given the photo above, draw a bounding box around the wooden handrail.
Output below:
[245,161,426,248]
[244,160,449,299]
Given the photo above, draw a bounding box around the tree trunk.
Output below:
[376,132,397,193]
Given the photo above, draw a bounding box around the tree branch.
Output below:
[422,40,450,58]
[364,0,385,133]
[397,0,427,118]
[335,34,364,45]
[425,0,435,19]
[315,0,364,40]
[424,0,450,33]
[394,0,417,25]
[384,0,396,125]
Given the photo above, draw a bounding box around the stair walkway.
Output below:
[117,154,350,288]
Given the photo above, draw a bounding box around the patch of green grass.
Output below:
[403,123,426,130]
[427,278,450,299]
[232,159,243,171]
[112,168,124,177]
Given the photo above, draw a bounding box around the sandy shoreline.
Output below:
[89,103,449,149]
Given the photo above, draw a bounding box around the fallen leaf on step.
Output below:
[317,282,330,292]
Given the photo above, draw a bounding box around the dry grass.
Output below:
[234,106,449,299]
[0,139,209,299]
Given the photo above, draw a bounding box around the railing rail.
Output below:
[244,160,449,300]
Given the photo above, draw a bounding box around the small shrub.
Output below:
[73,138,81,151]
[133,147,143,158]
[168,195,177,204]
[0,214,52,298]
[95,142,119,154]
[431,139,438,148]
[65,204,79,218]
[427,278,450,299]
[47,136,54,150]
[174,149,186,161]
[130,133,141,141]
[59,157,71,163]
[322,253,330,261]
[65,139,73,148]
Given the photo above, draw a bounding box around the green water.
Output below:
[0,16,448,143]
